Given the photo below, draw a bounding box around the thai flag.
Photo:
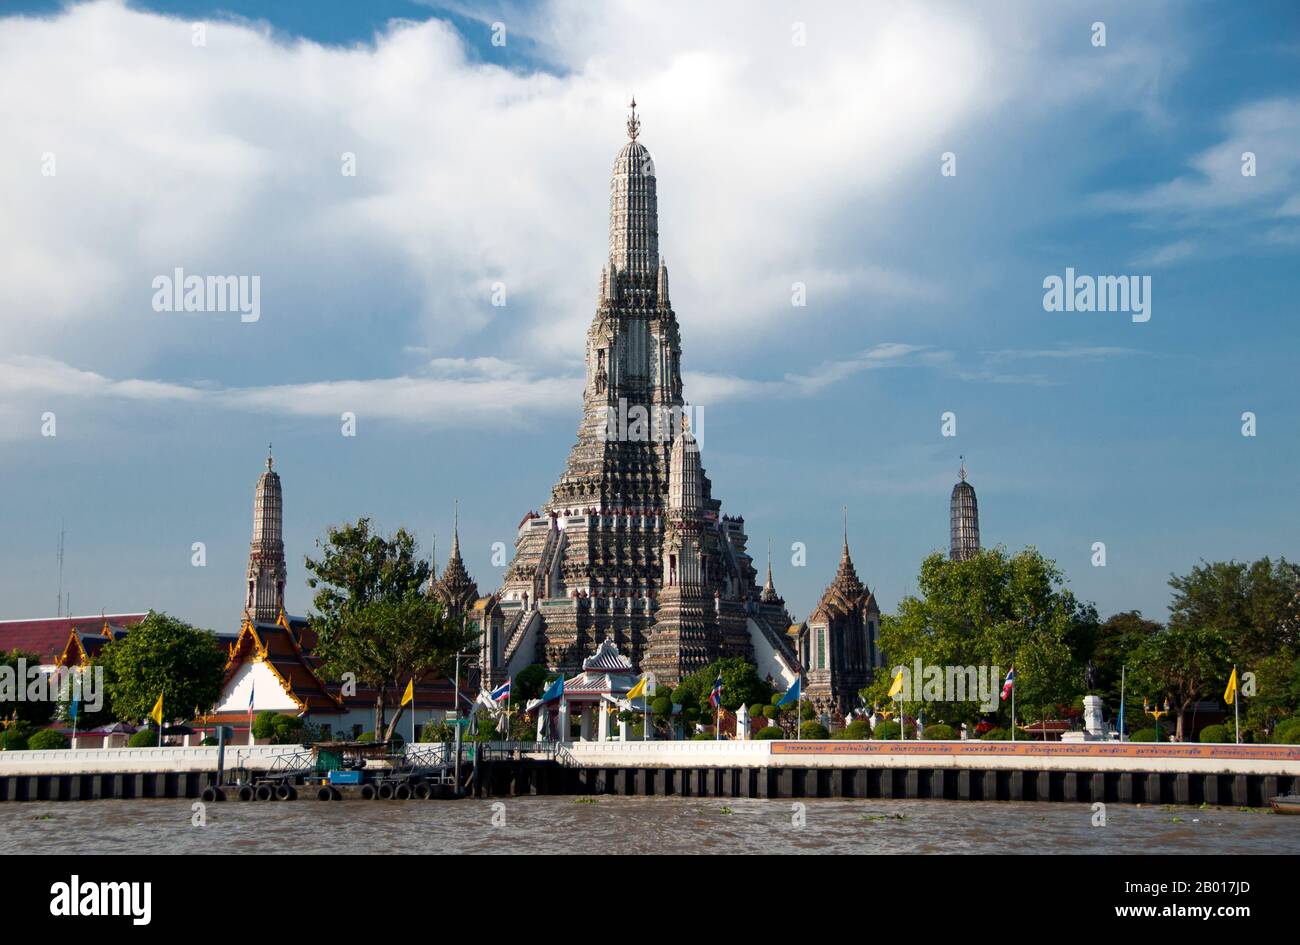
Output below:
[708,675,724,708]
[1001,667,1016,702]
[491,680,511,703]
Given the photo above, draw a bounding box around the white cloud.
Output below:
[0,354,582,439]
[1097,97,1300,221]
[0,0,1183,395]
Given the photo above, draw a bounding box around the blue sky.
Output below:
[0,0,1297,634]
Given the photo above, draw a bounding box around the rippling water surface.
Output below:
[4,797,1298,854]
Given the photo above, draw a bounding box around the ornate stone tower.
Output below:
[802,513,881,718]
[431,502,479,618]
[642,419,715,683]
[487,101,766,681]
[244,445,286,623]
[949,458,980,562]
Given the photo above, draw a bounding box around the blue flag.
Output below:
[541,675,564,703]
[777,678,801,707]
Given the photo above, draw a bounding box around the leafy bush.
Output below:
[691,732,714,741]
[357,731,376,743]
[748,703,766,719]
[842,720,872,740]
[1,721,36,750]
[271,714,304,745]
[800,720,830,740]
[762,704,778,719]
[128,729,157,747]
[650,696,673,718]
[1273,721,1300,744]
[923,724,956,740]
[753,726,783,740]
[251,711,280,740]
[1198,723,1232,744]
[979,727,1008,740]
[1128,727,1165,742]
[1272,718,1300,744]
[28,729,69,750]
[873,720,901,740]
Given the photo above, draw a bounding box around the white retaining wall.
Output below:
[0,745,303,775]
[567,740,1300,776]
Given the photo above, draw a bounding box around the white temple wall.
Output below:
[745,617,799,689]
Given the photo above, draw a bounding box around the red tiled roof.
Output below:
[0,614,147,662]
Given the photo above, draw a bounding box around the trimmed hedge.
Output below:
[1272,718,1300,744]
[1198,723,1232,744]
[753,726,784,740]
[128,729,157,747]
[1128,727,1166,742]
[841,720,872,740]
[28,729,69,750]
[800,720,830,740]
[873,720,901,740]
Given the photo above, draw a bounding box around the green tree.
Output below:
[305,518,479,743]
[513,664,552,703]
[96,612,225,724]
[674,658,773,713]
[0,650,55,726]
[1164,558,1300,741]
[1168,558,1300,665]
[864,548,1096,728]
[1130,624,1230,742]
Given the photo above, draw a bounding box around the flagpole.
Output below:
[1011,684,1015,742]
[1119,665,1126,743]
[1233,664,1240,745]
[411,680,417,746]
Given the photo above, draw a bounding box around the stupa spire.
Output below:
[950,460,981,562]
[608,98,658,274]
[244,447,286,623]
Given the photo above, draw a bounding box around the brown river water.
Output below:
[3,797,1298,854]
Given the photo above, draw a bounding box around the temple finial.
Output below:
[959,455,967,482]
[451,499,461,558]
[627,96,640,141]
[842,506,849,550]
[266,442,273,470]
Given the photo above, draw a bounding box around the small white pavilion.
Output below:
[532,639,644,742]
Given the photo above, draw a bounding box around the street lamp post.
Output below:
[1144,698,1171,743]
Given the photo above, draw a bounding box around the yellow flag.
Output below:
[1224,667,1238,705]
[400,679,415,707]
[626,676,648,701]
[149,692,164,726]
[887,669,905,699]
